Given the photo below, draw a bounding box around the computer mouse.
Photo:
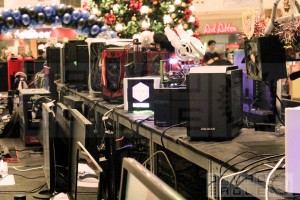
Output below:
[79,174,98,183]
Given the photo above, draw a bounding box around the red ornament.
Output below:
[194,17,200,28]
[130,0,143,11]
[82,2,89,11]
[184,9,192,20]
[184,0,193,4]
[104,13,116,25]
[192,31,200,39]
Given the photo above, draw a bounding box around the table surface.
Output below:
[57,85,287,199]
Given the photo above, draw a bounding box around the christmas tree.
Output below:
[84,0,200,38]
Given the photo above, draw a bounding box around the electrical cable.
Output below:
[219,169,249,200]
[222,154,284,188]
[87,98,105,119]
[136,115,153,134]
[12,166,43,172]
[12,148,41,152]
[142,150,177,190]
[115,136,124,142]
[266,81,285,126]
[161,121,187,149]
[0,183,45,194]
[229,159,282,189]
[12,174,45,179]
[220,153,277,179]
[219,151,262,178]
[265,157,285,200]
[235,167,284,188]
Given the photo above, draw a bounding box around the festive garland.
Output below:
[0,4,113,38]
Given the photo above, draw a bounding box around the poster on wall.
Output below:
[223,0,261,8]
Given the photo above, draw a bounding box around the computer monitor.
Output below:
[34,103,56,198]
[74,141,103,200]
[119,157,186,200]
[68,109,94,200]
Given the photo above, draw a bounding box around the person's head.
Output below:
[153,32,175,53]
[38,49,44,56]
[207,40,216,52]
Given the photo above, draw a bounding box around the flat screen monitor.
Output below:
[34,103,56,198]
[74,141,103,200]
[119,157,186,200]
[68,109,94,200]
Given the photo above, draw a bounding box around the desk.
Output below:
[56,83,286,200]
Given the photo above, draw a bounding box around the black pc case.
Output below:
[187,66,243,140]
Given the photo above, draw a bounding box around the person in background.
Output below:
[36,49,45,60]
[203,40,220,65]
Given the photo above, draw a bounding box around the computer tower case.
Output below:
[187,66,243,140]
[61,40,86,85]
[0,62,8,92]
[154,87,189,127]
[101,48,128,102]
[46,47,61,100]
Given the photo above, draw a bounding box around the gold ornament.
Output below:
[148,8,153,13]
[181,3,186,7]
[153,0,158,5]
[183,23,188,29]
[96,11,102,17]
[131,16,137,21]
[171,13,177,19]
[283,0,290,12]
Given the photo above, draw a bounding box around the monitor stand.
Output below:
[33,190,55,199]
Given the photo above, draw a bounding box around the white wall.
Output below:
[2,0,85,9]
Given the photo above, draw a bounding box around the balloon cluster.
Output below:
[0,4,113,37]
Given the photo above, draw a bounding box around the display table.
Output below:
[56,82,286,199]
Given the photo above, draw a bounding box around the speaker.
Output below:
[101,48,128,102]
[63,40,86,85]
[244,36,287,81]
[285,106,300,193]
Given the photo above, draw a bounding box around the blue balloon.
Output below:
[76,28,83,34]
[54,16,61,25]
[90,25,100,35]
[21,14,30,26]
[82,27,90,36]
[72,10,81,20]
[1,26,8,33]
[35,4,43,13]
[62,13,71,24]
[29,20,37,28]
[2,9,12,18]
[110,31,117,38]
[81,10,90,20]
[51,4,57,16]
[44,6,52,17]
[101,25,108,32]
[12,10,21,20]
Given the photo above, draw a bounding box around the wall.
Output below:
[1,0,85,9]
